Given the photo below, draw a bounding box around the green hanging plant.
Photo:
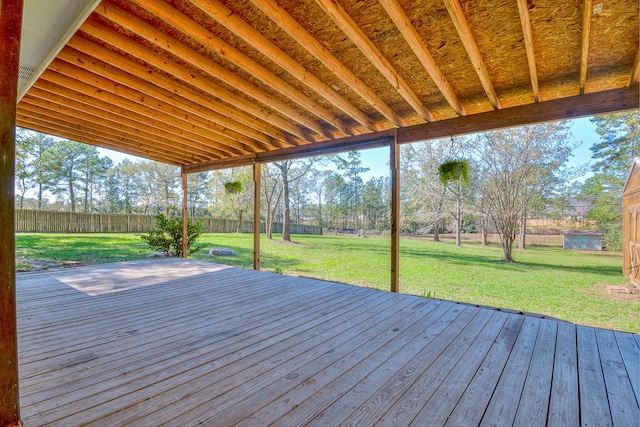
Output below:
[224,181,243,194]
[438,159,470,186]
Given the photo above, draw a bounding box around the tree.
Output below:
[585,112,640,250]
[15,129,55,209]
[474,123,576,262]
[211,167,253,233]
[140,212,204,257]
[438,159,470,247]
[274,159,315,242]
[261,163,283,239]
[40,140,106,212]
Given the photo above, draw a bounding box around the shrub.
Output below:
[140,213,204,257]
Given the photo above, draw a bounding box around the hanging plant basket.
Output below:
[438,159,470,185]
[224,181,243,194]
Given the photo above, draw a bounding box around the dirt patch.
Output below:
[581,283,640,302]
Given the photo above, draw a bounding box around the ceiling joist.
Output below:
[314,0,435,122]
[515,0,540,102]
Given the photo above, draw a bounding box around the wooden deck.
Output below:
[16,259,639,426]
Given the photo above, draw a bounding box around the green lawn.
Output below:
[15,232,638,333]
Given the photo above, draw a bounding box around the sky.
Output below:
[99,116,601,182]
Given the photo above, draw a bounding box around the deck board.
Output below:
[16,258,640,426]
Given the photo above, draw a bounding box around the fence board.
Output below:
[14,209,322,235]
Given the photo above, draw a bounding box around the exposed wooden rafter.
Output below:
[580,0,593,94]
[249,0,407,127]
[515,0,540,102]
[314,0,435,122]
[78,20,315,143]
[379,0,466,116]
[443,0,501,109]
[94,3,344,139]
[163,0,377,132]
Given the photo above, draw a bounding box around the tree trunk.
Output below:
[38,183,43,210]
[433,219,440,241]
[281,168,291,242]
[455,180,462,247]
[236,209,243,233]
[69,182,76,213]
[519,209,527,250]
[481,218,488,246]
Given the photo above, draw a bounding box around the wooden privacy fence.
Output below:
[14,209,322,235]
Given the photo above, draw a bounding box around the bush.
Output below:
[140,213,204,257]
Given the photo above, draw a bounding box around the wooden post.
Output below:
[181,168,188,258]
[0,1,23,425]
[253,162,261,270]
[390,130,400,293]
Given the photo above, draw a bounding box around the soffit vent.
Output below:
[19,64,37,81]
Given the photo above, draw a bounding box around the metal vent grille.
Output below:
[18,64,37,81]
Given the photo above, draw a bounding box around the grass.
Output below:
[15,232,638,333]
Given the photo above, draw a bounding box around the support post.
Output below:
[390,130,400,293]
[0,1,23,425]
[253,162,261,270]
[181,168,188,258]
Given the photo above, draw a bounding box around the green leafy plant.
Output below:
[140,212,204,257]
[438,159,470,186]
[224,181,243,194]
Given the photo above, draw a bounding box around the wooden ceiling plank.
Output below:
[443,0,501,110]
[18,103,214,163]
[580,0,593,95]
[46,62,251,156]
[27,83,231,159]
[20,94,217,161]
[38,70,245,158]
[17,116,192,165]
[57,47,277,152]
[314,0,434,122]
[379,0,467,116]
[68,37,298,148]
[79,21,316,143]
[170,0,377,131]
[250,0,406,127]
[94,3,349,138]
[516,0,540,102]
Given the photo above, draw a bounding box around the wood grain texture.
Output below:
[16,259,639,426]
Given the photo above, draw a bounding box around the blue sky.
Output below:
[99,116,600,182]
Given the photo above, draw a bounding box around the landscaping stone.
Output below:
[209,248,237,257]
[149,252,169,258]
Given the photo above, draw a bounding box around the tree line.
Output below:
[15,111,637,262]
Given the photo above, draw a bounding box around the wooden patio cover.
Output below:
[14,0,640,170]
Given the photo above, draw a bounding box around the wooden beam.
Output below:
[379,0,466,116]
[57,47,277,152]
[250,0,406,127]
[22,88,221,161]
[398,85,639,144]
[314,0,434,122]
[629,49,640,87]
[18,118,185,165]
[443,0,501,110]
[39,69,244,158]
[0,0,23,425]
[580,0,593,95]
[66,36,297,148]
[94,3,348,139]
[253,162,261,270]
[48,60,252,156]
[390,129,400,293]
[516,0,540,102]
[184,131,394,173]
[178,0,376,131]
[79,20,318,143]
[18,99,212,163]
[182,169,188,259]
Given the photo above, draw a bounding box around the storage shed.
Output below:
[623,158,640,287]
[562,229,603,251]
